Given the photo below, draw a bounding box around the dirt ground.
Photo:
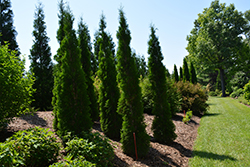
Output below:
[0,111,200,167]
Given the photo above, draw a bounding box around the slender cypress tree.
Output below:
[173,64,179,82]
[148,25,176,144]
[0,0,19,55]
[183,58,190,82]
[190,62,197,84]
[179,66,183,81]
[216,70,221,90]
[54,9,92,137]
[29,3,53,111]
[116,9,150,158]
[78,18,99,121]
[96,14,122,140]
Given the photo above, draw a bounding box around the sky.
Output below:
[11,0,250,73]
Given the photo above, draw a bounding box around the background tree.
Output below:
[148,25,176,144]
[189,62,197,84]
[132,51,147,79]
[0,0,19,55]
[183,57,190,82]
[186,0,250,96]
[116,9,149,158]
[179,66,183,81]
[173,64,179,82]
[29,3,53,111]
[53,8,92,137]
[78,17,99,121]
[0,44,34,130]
[96,14,122,140]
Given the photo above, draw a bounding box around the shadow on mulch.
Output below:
[170,142,192,158]
[192,150,237,161]
[172,114,183,122]
[0,130,15,142]
[20,113,47,127]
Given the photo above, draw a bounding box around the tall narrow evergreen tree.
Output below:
[183,58,190,82]
[116,9,150,158]
[29,3,53,111]
[0,0,19,55]
[54,9,92,137]
[173,64,179,82]
[97,14,122,140]
[189,62,197,84]
[148,25,176,144]
[78,18,99,121]
[179,66,183,81]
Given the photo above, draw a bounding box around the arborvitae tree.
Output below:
[52,0,66,130]
[96,14,122,140]
[173,64,179,82]
[0,0,19,55]
[216,70,221,90]
[179,66,183,81]
[116,9,150,158]
[190,62,197,84]
[183,58,190,82]
[148,25,176,144]
[29,3,53,111]
[54,10,92,137]
[132,51,147,79]
[78,18,99,121]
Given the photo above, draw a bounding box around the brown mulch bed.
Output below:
[0,111,200,167]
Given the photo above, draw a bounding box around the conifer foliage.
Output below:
[148,26,176,144]
[190,62,197,84]
[179,66,183,81]
[183,58,190,82]
[0,0,19,54]
[173,64,179,82]
[53,8,92,137]
[78,18,99,121]
[29,3,53,111]
[97,14,122,140]
[116,9,150,157]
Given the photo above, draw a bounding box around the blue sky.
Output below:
[11,0,250,73]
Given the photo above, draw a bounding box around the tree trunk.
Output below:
[219,68,226,97]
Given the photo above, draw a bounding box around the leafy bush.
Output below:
[64,132,114,167]
[182,110,193,124]
[175,81,209,115]
[2,127,61,167]
[244,81,250,103]
[209,91,217,96]
[0,44,35,130]
[50,156,96,167]
[230,88,244,98]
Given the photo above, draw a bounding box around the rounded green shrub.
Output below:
[243,81,250,103]
[3,127,61,167]
[230,88,244,98]
[50,156,96,167]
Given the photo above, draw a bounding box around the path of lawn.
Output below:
[189,97,250,167]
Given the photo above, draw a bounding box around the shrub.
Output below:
[243,81,250,103]
[182,110,193,124]
[140,77,154,114]
[2,127,61,167]
[230,88,244,98]
[176,81,209,115]
[209,91,217,96]
[64,132,114,166]
[49,156,96,167]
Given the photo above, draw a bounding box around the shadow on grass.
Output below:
[203,113,221,117]
[20,113,47,127]
[192,150,237,161]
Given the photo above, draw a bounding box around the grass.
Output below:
[189,97,250,167]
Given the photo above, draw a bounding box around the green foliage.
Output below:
[176,81,209,115]
[0,0,19,54]
[189,62,197,84]
[116,9,150,157]
[53,9,92,137]
[230,88,244,98]
[179,66,183,81]
[182,110,193,124]
[140,77,154,114]
[173,64,179,82]
[50,156,96,167]
[183,58,190,82]
[64,132,114,167]
[208,91,217,97]
[148,25,176,144]
[243,81,250,103]
[78,18,99,121]
[1,127,61,167]
[132,51,148,78]
[0,44,35,130]
[29,3,54,111]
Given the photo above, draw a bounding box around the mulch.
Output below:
[0,111,201,167]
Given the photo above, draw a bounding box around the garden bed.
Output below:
[0,111,200,167]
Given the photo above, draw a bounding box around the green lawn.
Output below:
[189,97,250,167]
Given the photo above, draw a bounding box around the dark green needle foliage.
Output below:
[116,9,150,157]
[189,62,197,84]
[179,66,183,81]
[148,25,176,144]
[96,14,122,140]
[53,9,92,137]
[183,57,190,82]
[173,64,179,82]
[78,18,99,121]
[0,0,19,55]
[29,3,53,111]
